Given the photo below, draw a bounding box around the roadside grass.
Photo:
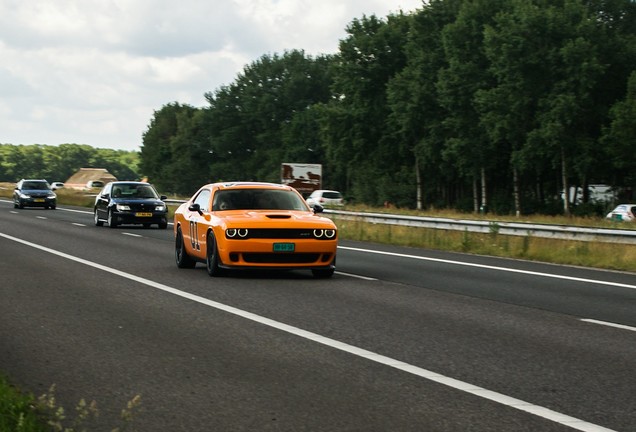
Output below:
[0,376,141,432]
[333,217,636,272]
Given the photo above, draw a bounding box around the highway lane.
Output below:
[1,201,635,431]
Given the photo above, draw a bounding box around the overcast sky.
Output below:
[0,0,422,152]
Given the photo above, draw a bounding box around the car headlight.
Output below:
[47,193,56,199]
[19,193,30,199]
[226,228,249,239]
[314,229,337,239]
[155,204,166,211]
[116,204,131,211]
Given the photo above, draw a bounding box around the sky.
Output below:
[0,0,423,152]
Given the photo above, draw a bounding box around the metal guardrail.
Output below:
[324,209,636,245]
[163,199,636,245]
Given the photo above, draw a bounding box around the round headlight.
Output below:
[313,229,324,238]
[238,229,249,238]
[226,228,237,238]
[324,229,336,239]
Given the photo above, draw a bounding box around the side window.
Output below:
[193,189,211,211]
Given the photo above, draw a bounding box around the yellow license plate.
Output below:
[34,199,45,202]
[135,212,153,217]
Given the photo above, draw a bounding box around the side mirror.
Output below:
[160,195,167,200]
[313,204,324,214]
[188,203,203,215]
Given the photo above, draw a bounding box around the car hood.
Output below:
[219,210,335,228]
[20,189,54,195]
[111,198,164,205]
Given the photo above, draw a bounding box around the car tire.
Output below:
[158,220,168,229]
[312,268,335,278]
[108,209,118,228]
[206,231,224,277]
[312,257,335,278]
[94,209,103,226]
[175,227,196,268]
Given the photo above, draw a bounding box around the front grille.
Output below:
[243,229,317,239]
[242,253,320,264]
[130,203,155,211]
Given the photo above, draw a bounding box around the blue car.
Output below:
[13,179,57,209]
[94,181,168,229]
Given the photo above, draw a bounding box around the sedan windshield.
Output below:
[112,184,159,199]
[213,189,309,211]
[23,182,50,190]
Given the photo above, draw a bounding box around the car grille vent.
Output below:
[246,229,316,239]
[242,253,320,264]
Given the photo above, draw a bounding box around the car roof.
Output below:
[213,182,292,191]
[109,181,154,186]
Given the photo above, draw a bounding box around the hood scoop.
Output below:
[266,214,292,219]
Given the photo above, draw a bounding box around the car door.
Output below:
[95,183,112,220]
[184,188,212,260]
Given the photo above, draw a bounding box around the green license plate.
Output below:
[273,243,295,252]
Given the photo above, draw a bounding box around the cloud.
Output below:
[0,0,422,150]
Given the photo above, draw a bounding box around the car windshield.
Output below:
[322,192,342,199]
[213,189,308,211]
[111,184,159,199]
[23,181,49,190]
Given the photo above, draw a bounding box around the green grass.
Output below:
[0,377,141,432]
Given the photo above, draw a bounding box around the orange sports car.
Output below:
[173,182,338,278]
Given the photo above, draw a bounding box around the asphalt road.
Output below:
[1,200,635,431]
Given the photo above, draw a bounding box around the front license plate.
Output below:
[34,199,45,202]
[273,243,295,252]
[135,212,153,217]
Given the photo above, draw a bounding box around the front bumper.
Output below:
[217,238,337,269]
[111,211,168,225]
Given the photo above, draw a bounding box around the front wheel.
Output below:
[206,231,224,277]
[175,227,196,268]
[94,209,103,226]
[108,209,118,228]
[312,257,335,278]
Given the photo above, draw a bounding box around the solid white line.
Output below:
[335,271,377,281]
[339,246,636,291]
[581,319,636,332]
[122,232,142,238]
[0,231,618,432]
[72,223,86,227]
[36,216,48,220]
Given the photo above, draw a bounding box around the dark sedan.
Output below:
[13,179,57,209]
[94,181,168,229]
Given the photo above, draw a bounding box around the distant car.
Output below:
[305,190,344,207]
[85,180,105,191]
[605,204,636,222]
[50,182,65,190]
[94,181,168,229]
[173,182,338,278]
[13,179,57,209]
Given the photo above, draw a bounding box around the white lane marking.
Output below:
[0,232,618,432]
[72,223,86,227]
[122,232,142,238]
[36,216,48,220]
[339,246,636,291]
[336,271,377,281]
[581,319,636,333]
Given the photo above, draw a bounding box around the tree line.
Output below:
[0,143,140,184]
[5,0,635,217]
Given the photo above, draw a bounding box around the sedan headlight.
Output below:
[19,193,30,199]
[47,193,56,199]
[155,204,166,212]
[116,204,131,211]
